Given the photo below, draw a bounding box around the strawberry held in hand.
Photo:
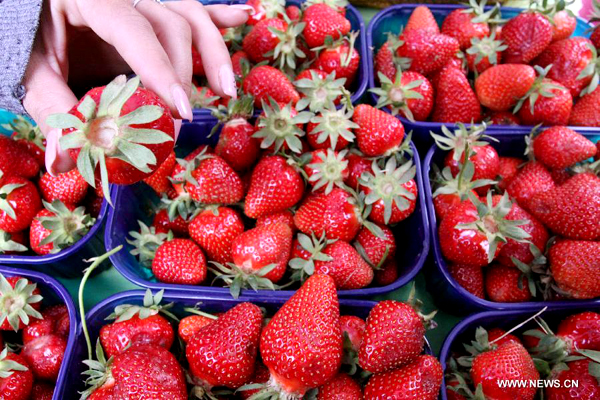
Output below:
[46,75,175,205]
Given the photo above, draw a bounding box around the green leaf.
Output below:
[120,127,173,144]
[77,96,98,121]
[77,144,97,187]
[46,113,85,130]
[107,76,140,117]
[59,131,88,150]
[117,105,163,126]
[115,140,156,172]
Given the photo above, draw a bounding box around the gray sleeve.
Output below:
[0,0,44,115]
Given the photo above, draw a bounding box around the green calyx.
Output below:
[463,0,502,24]
[209,262,281,299]
[1,115,45,150]
[511,243,547,298]
[254,98,313,154]
[514,65,564,114]
[0,181,26,221]
[160,192,199,222]
[406,283,438,329]
[267,20,307,71]
[371,71,424,121]
[359,156,417,225]
[127,220,170,268]
[457,326,496,368]
[170,148,214,188]
[0,347,28,379]
[209,95,255,137]
[105,289,177,323]
[38,200,96,252]
[532,0,575,22]
[288,232,335,282]
[307,149,350,194]
[190,86,220,109]
[456,192,531,264]
[308,106,357,149]
[577,42,600,97]
[0,273,43,332]
[466,31,507,69]
[430,123,496,165]
[46,75,174,206]
[0,230,27,254]
[260,0,286,18]
[578,349,600,384]
[80,339,114,400]
[295,70,349,113]
[382,32,411,73]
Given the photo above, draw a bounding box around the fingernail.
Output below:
[174,119,182,142]
[219,64,238,99]
[45,129,75,176]
[230,4,255,14]
[171,84,194,122]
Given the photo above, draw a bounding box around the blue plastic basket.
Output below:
[105,116,429,298]
[366,4,600,149]
[423,131,600,313]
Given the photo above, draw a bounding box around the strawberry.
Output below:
[306,106,357,151]
[0,135,40,180]
[345,153,372,189]
[551,10,576,41]
[352,104,404,157]
[592,24,600,49]
[546,359,600,399]
[354,224,396,268]
[438,194,530,267]
[549,240,600,299]
[448,263,485,298]
[294,188,361,241]
[142,151,176,195]
[529,173,600,240]
[475,64,536,111]
[0,175,41,233]
[317,373,362,399]
[302,4,350,48]
[497,156,522,191]
[178,313,214,345]
[0,349,33,400]
[0,230,27,254]
[429,56,467,89]
[372,70,434,122]
[188,206,243,265]
[487,111,520,125]
[259,274,342,397]
[190,86,219,109]
[359,299,428,373]
[253,100,312,154]
[374,39,400,82]
[244,155,304,218]
[532,126,597,170]
[465,33,506,74]
[240,362,270,399]
[29,200,95,255]
[506,161,555,211]
[313,34,360,88]
[46,75,175,205]
[30,382,54,400]
[487,327,521,347]
[405,5,439,34]
[246,0,286,26]
[286,4,301,21]
[556,311,600,351]
[470,342,539,400]
[432,66,482,123]
[374,259,399,286]
[340,315,365,353]
[485,264,532,302]
[304,149,349,194]
[83,343,187,399]
[243,18,288,64]
[396,30,460,76]
[232,50,250,78]
[152,239,207,284]
[502,12,553,64]
[2,116,45,168]
[364,355,442,400]
[192,46,205,76]
[550,168,572,185]
[243,66,300,107]
[21,333,67,380]
[151,209,189,237]
[186,302,262,390]
[0,275,42,332]
[256,210,296,233]
[23,305,69,344]
[441,0,493,50]
[569,87,600,127]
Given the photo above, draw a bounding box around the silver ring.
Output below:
[133,0,165,8]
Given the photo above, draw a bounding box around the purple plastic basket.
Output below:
[439,303,600,400]
[366,4,600,149]
[0,265,78,400]
[423,131,600,313]
[192,0,368,120]
[105,117,429,298]
[63,289,433,397]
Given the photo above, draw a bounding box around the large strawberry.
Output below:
[532,126,597,170]
[243,18,288,64]
[371,70,434,122]
[431,66,482,123]
[23,304,69,344]
[188,206,244,265]
[318,373,362,399]
[2,115,45,168]
[475,64,536,111]
[243,66,300,108]
[38,169,88,206]
[186,302,262,392]
[502,11,553,64]
[302,4,351,48]
[448,263,485,298]
[0,135,40,180]
[569,87,600,127]
[258,274,342,397]
[142,151,176,196]
[0,275,42,332]
[546,359,600,399]
[21,333,67,381]
[441,0,495,50]
[313,34,360,88]
[303,149,349,194]
[485,264,532,302]
[506,161,555,211]
[549,239,600,299]
[0,348,33,400]
[352,104,404,157]
[46,75,175,204]
[396,30,460,76]
[152,239,207,285]
[0,175,41,233]
[354,224,396,268]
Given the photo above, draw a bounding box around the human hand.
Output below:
[22,0,251,175]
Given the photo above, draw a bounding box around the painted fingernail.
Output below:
[230,4,255,14]
[174,119,182,142]
[45,129,75,176]
[219,64,238,99]
[171,84,194,122]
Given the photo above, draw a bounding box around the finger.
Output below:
[166,1,237,99]
[77,0,193,121]
[46,129,76,176]
[135,0,193,97]
[204,4,253,28]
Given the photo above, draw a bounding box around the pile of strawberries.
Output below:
[191,0,362,111]
[430,123,600,303]
[0,117,100,257]
[445,309,600,399]
[373,1,600,127]
[78,274,442,399]
[0,273,70,399]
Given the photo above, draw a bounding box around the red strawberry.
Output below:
[3,116,45,168]
[485,264,532,302]
[294,188,361,241]
[152,209,189,237]
[0,275,42,332]
[465,33,506,74]
[549,240,600,299]
[502,12,553,64]
[432,66,481,123]
[244,155,304,218]
[340,315,365,353]
[372,70,434,122]
[246,0,285,26]
[449,263,485,298]
[569,86,600,126]
[0,349,33,400]
[529,173,600,240]
[345,153,372,189]
[186,302,262,390]
[243,18,288,64]
[256,210,296,233]
[143,151,176,195]
[0,175,41,233]
[232,50,250,78]
[441,5,491,50]
[506,161,555,211]
[215,118,260,172]
[532,126,597,170]
[30,382,54,400]
[359,300,426,373]
[375,40,399,82]
[178,314,214,344]
[352,104,405,157]
[192,46,204,76]
[240,362,270,399]
[364,355,442,400]
[487,111,520,125]
[396,30,460,76]
[487,327,521,347]
[314,35,360,88]
[21,333,67,380]
[556,311,600,350]
[475,64,536,111]
[405,5,439,34]
[592,24,600,49]
[354,224,396,268]
[0,135,40,180]
[190,86,219,109]
[286,5,301,21]
[317,373,362,399]
[374,259,399,286]
[23,304,69,343]
[152,239,207,284]
[551,10,576,41]
[259,274,342,397]
[243,66,300,107]
[429,56,466,89]
[497,156,522,190]
[302,4,351,48]
[46,75,175,204]
[306,107,357,151]
[38,169,88,206]
[546,359,600,399]
[188,206,244,265]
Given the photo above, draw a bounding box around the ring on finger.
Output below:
[133,0,166,9]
